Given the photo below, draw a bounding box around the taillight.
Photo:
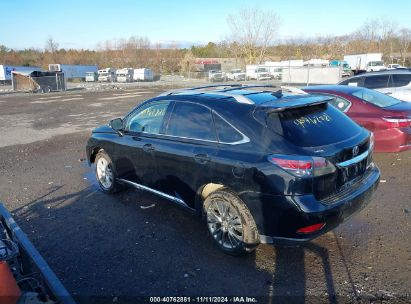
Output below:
[297,223,325,234]
[382,117,411,128]
[268,155,336,177]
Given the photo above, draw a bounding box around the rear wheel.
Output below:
[204,190,260,255]
[95,151,120,193]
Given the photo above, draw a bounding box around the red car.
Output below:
[303,85,411,152]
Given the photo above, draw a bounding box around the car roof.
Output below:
[303,85,362,93]
[349,70,411,77]
[157,85,332,109]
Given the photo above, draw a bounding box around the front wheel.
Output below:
[204,190,260,255]
[95,151,120,193]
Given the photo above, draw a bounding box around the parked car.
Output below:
[226,69,246,81]
[303,85,411,152]
[338,70,411,102]
[208,70,226,82]
[86,84,380,255]
[387,64,406,70]
[246,66,272,81]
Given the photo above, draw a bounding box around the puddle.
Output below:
[82,162,100,191]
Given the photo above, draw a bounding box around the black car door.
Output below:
[153,101,219,208]
[113,100,172,187]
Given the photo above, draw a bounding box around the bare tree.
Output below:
[379,18,398,63]
[45,36,59,53]
[227,7,281,64]
[397,28,411,66]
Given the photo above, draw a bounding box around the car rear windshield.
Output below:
[351,87,401,107]
[266,103,362,147]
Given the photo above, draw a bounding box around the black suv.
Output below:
[86,84,380,255]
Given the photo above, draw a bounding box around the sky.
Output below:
[1,0,411,50]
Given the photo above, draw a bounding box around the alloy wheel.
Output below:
[96,157,113,189]
[207,200,243,249]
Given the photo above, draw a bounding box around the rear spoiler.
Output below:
[260,95,333,112]
[0,203,76,304]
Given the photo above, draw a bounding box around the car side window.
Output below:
[363,75,389,89]
[310,92,352,112]
[166,102,216,141]
[329,97,351,112]
[213,112,243,143]
[392,74,411,87]
[125,101,170,134]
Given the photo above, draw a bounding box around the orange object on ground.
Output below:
[0,261,21,304]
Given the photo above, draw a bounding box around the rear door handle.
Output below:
[142,144,155,152]
[194,154,210,164]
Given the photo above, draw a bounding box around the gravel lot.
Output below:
[0,82,410,303]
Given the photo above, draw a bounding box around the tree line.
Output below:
[1,9,410,74]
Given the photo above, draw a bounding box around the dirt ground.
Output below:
[0,83,410,303]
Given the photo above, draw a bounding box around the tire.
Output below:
[95,150,120,193]
[203,190,260,255]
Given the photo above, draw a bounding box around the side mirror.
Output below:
[110,118,124,132]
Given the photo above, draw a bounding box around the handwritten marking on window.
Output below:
[293,113,332,128]
[138,107,166,118]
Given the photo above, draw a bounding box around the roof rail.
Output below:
[157,84,307,104]
[221,84,278,92]
[187,84,242,90]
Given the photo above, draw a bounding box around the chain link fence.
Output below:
[12,71,66,93]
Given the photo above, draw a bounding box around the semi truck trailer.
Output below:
[48,64,98,81]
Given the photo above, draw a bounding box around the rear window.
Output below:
[351,87,401,107]
[266,103,362,147]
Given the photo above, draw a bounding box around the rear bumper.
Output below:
[375,127,411,152]
[240,164,380,244]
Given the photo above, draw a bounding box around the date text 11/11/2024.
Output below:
[149,296,258,303]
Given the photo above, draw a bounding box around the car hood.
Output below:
[92,124,116,133]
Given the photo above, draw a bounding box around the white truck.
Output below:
[48,64,98,81]
[387,64,406,70]
[85,72,98,82]
[116,68,134,83]
[98,68,116,82]
[0,65,41,84]
[133,68,153,82]
[343,53,386,74]
[208,70,226,82]
[303,59,329,66]
[246,65,271,81]
[225,69,246,81]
